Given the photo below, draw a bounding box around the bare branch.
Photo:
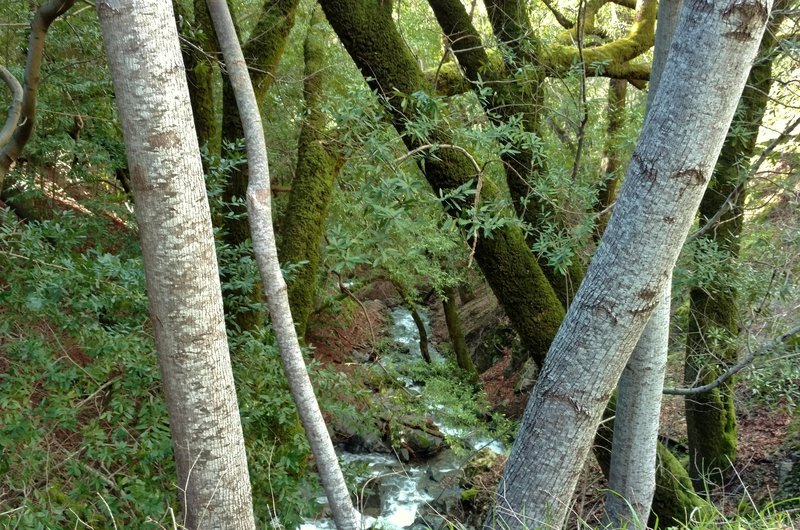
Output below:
[0,0,77,185]
[663,325,800,395]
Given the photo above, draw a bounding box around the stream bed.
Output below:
[300,308,505,529]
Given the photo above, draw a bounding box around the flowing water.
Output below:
[300,307,504,530]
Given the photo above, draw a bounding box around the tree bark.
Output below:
[601,0,679,521]
[206,1,361,528]
[604,283,669,526]
[429,0,583,308]
[443,286,477,377]
[175,0,220,158]
[277,7,340,338]
[214,0,300,333]
[410,305,432,364]
[685,11,781,486]
[595,394,713,528]
[487,0,772,525]
[97,2,256,528]
[594,79,628,241]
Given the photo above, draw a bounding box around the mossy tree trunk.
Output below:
[595,78,627,240]
[429,0,583,308]
[174,0,220,159]
[318,0,565,369]
[443,286,477,377]
[684,17,780,486]
[409,305,432,364]
[277,7,340,339]
[220,0,300,248]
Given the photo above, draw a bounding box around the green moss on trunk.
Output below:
[429,0,582,308]
[319,0,564,367]
[685,20,778,485]
[176,0,220,160]
[219,0,299,249]
[443,286,476,378]
[277,8,338,339]
[594,79,627,240]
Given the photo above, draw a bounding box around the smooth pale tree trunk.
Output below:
[205,1,361,529]
[604,283,670,526]
[487,0,773,526]
[602,0,680,522]
[96,2,256,528]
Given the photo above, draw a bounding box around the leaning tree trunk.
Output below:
[97,1,256,528]
[685,12,781,486]
[206,1,361,528]
[595,394,713,527]
[318,0,565,369]
[486,0,772,525]
[428,0,584,308]
[217,0,300,332]
[277,7,340,338]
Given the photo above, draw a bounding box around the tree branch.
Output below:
[0,0,77,186]
[0,66,23,149]
[663,325,800,395]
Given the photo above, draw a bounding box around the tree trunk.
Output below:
[443,286,476,377]
[318,0,565,369]
[410,305,432,364]
[685,12,781,486]
[277,7,340,338]
[594,79,628,240]
[175,0,220,159]
[595,394,713,527]
[219,0,300,249]
[428,0,583,308]
[0,0,76,190]
[601,0,678,521]
[97,2,256,528]
[604,283,669,526]
[217,0,300,332]
[206,1,361,528]
[487,0,772,525]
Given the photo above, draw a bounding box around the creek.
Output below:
[300,307,505,530]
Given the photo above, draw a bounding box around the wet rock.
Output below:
[388,416,446,462]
